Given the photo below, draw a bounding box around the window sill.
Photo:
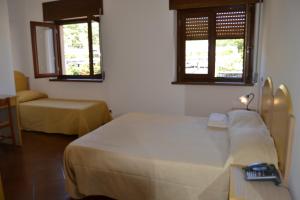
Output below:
[172,81,254,86]
[50,78,103,83]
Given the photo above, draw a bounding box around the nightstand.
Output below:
[230,166,292,200]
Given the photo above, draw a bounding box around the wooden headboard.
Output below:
[271,84,295,186]
[14,71,29,92]
[261,77,274,130]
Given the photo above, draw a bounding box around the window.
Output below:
[30,17,103,81]
[175,5,255,85]
[58,18,101,79]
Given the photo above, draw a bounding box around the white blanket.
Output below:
[64,113,230,200]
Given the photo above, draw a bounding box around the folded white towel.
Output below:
[208,113,228,128]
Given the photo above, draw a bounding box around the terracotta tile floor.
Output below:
[0,132,114,200]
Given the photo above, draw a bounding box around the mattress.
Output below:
[19,98,112,136]
[64,113,230,200]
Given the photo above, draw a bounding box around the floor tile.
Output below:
[4,178,34,200]
[0,132,115,200]
[35,179,67,200]
[0,132,76,200]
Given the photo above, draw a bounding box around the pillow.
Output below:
[208,113,228,128]
[17,90,48,103]
[229,127,278,167]
[228,109,265,129]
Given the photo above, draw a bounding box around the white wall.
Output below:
[4,0,300,198]
[7,0,28,73]
[0,0,15,96]
[7,0,259,117]
[261,0,300,199]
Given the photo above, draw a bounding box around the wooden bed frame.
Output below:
[261,77,273,130]
[14,71,30,92]
[261,77,295,186]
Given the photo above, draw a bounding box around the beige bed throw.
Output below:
[19,98,112,136]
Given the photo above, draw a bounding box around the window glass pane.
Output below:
[215,39,244,78]
[36,27,56,74]
[185,40,209,74]
[92,21,101,75]
[61,23,90,76]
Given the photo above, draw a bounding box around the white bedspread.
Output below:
[64,113,230,200]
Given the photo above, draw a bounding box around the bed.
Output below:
[14,71,112,136]
[64,77,295,200]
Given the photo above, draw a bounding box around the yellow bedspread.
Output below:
[19,98,112,136]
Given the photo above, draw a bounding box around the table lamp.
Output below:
[239,93,255,110]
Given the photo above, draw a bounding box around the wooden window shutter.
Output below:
[170,0,262,10]
[185,16,209,40]
[183,7,247,40]
[43,0,103,21]
[216,8,246,39]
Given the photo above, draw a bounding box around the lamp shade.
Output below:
[239,93,255,110]
[239,95,249,105]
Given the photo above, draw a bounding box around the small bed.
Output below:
[64,77,295,200]
[14,71,112,136]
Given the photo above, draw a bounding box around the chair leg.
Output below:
[0,174,4,200]
[7,100,15,145]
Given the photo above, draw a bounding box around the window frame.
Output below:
[30,16,103,81]
[30,21,61,78]
[175,4,256,85]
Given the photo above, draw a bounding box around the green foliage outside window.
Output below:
[62,22,101,76]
